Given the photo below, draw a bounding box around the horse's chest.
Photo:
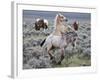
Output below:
[51,36,67,48]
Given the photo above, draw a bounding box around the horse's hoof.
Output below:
[50,56,54,60]
[57,61,61,65]
[52,60,56,64]
[61,55,64,61]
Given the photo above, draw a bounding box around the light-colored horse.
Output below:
[41,13,78,64]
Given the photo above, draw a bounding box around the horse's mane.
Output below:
[54,14,58,28]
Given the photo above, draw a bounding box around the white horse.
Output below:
[40,13,78,64]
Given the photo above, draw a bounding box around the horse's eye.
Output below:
[60,16,63,18]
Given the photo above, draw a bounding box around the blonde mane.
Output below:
[54,14,60,27]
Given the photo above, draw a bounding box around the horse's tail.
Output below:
[40,38,46,47]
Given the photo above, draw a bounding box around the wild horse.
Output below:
[40,13,78,64]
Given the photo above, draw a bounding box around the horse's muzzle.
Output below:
[65,19,68,22]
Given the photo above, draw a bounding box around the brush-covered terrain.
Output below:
[23,21,91,69]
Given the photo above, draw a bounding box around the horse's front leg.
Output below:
[72,38,76,51]
[48,50,54,60]
[57,48,65,64]
[47,50,57,64]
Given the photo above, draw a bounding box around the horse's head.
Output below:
[56,13,68,23]
[73,21,79,31]
[54,13,68,34]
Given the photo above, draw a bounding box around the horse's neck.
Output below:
[52,23,63,36]
[56,22,64,30]
[55,21,62,27]
[52,29,61,36]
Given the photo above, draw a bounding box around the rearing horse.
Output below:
[40,13,78,64]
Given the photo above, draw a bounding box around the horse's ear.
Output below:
[56,14,58,17]
[58,13,61,17]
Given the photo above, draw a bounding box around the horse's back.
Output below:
[45,34,66,48]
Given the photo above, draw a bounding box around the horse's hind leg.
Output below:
[57,48,65,64]
[46,44,57,64]
[48,50,54,60]
[47,44,54,60]
[72,38,76,49]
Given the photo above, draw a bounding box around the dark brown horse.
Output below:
[34,18,48,30]
[73,21,79,31]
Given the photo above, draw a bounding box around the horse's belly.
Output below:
[52,36,66,48]
[45,34,67,48]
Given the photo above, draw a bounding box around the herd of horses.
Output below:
[34,13,79,64]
